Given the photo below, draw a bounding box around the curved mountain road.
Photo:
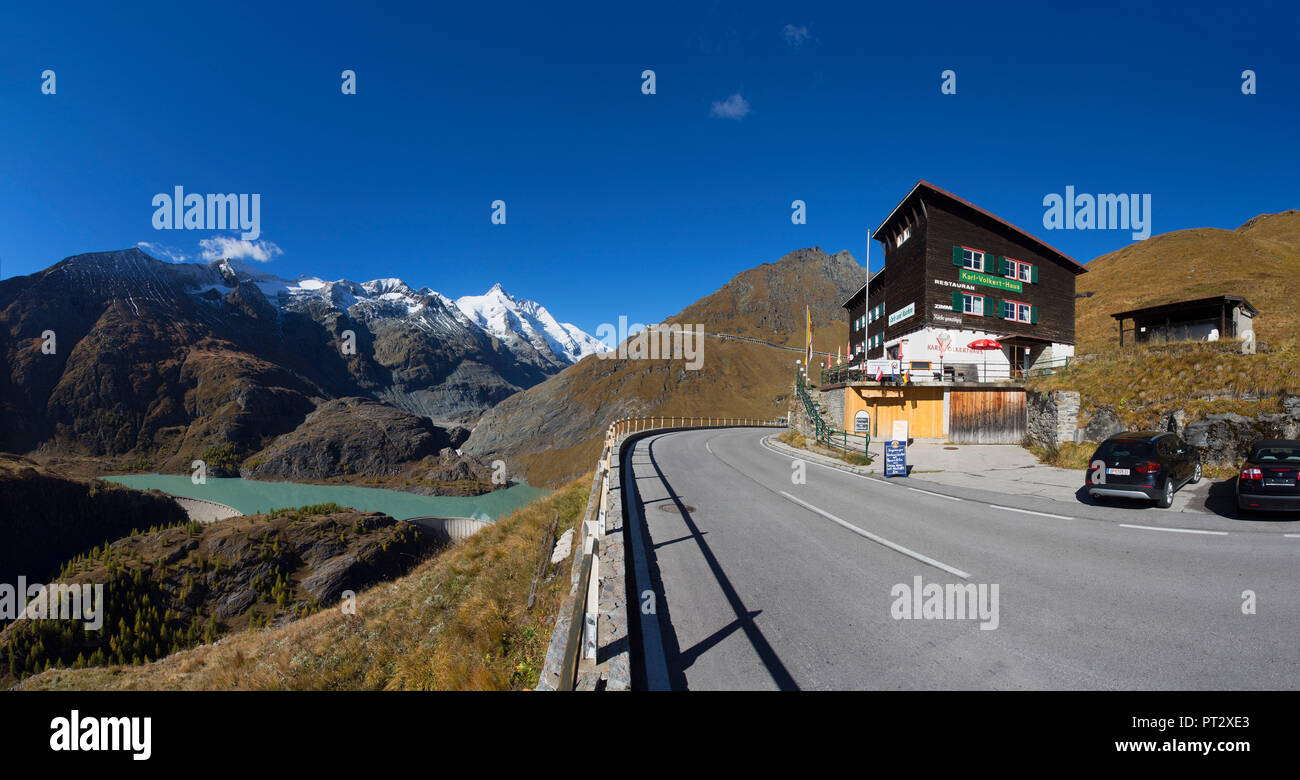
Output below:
[628,427,1300,690]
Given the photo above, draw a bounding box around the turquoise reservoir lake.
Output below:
[101,475,550,522]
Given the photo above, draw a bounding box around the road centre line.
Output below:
[1118,523,1228,536]
[990,505,1075,520]
[778,490,972,579]
[908,486,963,501]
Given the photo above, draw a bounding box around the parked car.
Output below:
[1235,439,1300,514]
[1084,431,1202,509]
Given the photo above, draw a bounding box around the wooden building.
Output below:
[843,181,1087,380]
[1111,295,1258,346]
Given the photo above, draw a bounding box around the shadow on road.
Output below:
[638,436,800,691]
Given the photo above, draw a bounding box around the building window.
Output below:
[895,226,911,247]
[962,248,985,272]
[962,293,985,316]
[1002,300,1033,323]
[1004,258,1035,283]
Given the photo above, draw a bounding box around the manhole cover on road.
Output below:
[658,503,696,513]
[944,446,959,450]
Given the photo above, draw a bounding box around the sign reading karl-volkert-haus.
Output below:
[958,268,1023,294]
[885,440,907,478]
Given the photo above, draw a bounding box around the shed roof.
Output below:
[1109,295,1259,321]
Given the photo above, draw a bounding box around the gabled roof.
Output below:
[1110,295,1259,321]
[873,180,1087,274]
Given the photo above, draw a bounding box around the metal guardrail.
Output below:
[819,356,1073,386]
[553,415,786,691]
[794,370,869,456]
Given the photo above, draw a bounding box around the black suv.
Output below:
[1084,431,1202,509]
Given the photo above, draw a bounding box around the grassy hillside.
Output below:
[1074,210,1300,353]
[464,247,867,486]
[16,477,588,690]
[1032,209,1300,430]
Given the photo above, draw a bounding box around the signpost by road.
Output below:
[854,410,870,434]
[885,440,907,478]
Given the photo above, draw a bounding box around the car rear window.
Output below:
[1095,440,1152,459]
[1251,446,1300,463]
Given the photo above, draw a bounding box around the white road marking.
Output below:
[990,505,1074,520]
[779,490,972,579]
[1118,523,1228,536]
[1284,534,1300,539]
[907,486,963,501]
[706,441,713,454]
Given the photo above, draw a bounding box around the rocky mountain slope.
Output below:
[0,248,599,475]
[463,247,867,486]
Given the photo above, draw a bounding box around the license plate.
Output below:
[1106,468,1130,476]
[1264,478,1294,487]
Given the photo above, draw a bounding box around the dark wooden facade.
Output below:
[858,181,1087,359]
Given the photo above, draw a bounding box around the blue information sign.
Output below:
[884,440,907,478]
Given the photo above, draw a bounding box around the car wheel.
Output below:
[1156,478,1174,509]
[1191,463,1202,484]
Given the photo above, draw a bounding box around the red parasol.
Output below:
[966,339,1003,381]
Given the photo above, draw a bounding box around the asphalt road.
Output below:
[629,427,1300,690]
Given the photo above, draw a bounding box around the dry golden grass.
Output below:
[1032,211,1300,426]
[17,476,591,691]
[1029,340,1299,428]
[1074,211,1300,354]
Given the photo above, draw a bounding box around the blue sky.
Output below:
[1,0,1296,336]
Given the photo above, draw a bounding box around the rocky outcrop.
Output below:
[241,397,451,480]
[1183,399,1300,466]
[1082,406,1125,443]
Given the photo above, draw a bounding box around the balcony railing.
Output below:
[819,356,1072,387]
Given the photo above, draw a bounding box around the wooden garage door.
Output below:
[949,388,1026,444]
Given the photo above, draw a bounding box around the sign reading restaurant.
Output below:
[958,268,1023,293]
[888,302,915,326]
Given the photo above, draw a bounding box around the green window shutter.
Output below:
[995,256,1005,276]
[952,246,964,266]
[1030,305,1038,324]
[991,298,1003,318]
[1030,265,1039,283]
[952,291,963,311]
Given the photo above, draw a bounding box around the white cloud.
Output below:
[782,24,812,46]
[710,93,751,120]
[199,236,284,263]
[136,241,192,263]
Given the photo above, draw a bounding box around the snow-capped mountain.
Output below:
[190,260,605,368]
[455,283,609,365]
